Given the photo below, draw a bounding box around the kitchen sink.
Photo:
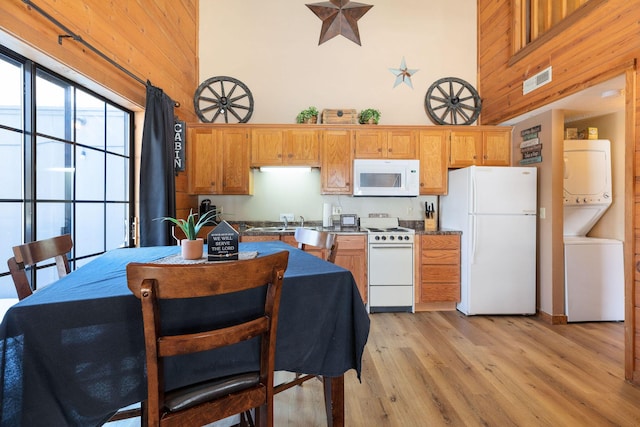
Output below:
[246,226,320,233]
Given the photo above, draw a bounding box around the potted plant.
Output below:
[155,209,220,259]
[296,106,319,124]
[358,108,381,124]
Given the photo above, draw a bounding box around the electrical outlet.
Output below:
[279,213,294,222]
[332,206,342,215]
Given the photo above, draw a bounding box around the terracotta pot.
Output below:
[181,238,204,260]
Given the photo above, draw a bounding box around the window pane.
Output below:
[106,153,127,201]
[0,128,23,199]
[36,265,60,290]
[76,90,105,149]
[36,136,73,200]
[75,202,105,256]
[106,104,129,156]
[76,146,105,201]
[0,275,18,298]
[37,202,72,239]
[0,202,24,261]
[0,56,22,129]
[106,203,129,249]
[36,73,69,139]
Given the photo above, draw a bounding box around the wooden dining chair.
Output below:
[293,227,338,263]
[126,251,289,427]
[273,228,338,396]
[7,234,73,300]
[7,235,141,423]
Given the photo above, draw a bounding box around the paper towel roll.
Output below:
[323,203,332,227]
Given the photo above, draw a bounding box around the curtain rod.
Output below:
[22,0,180,108]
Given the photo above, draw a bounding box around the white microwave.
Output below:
[353,159,420,197]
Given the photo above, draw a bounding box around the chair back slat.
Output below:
[7,234,73,300]
[294,227,338,263]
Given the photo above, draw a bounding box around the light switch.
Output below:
[539,207,545,219]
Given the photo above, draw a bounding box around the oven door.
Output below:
[368,243,414,312]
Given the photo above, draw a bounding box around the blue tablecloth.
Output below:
[0,241,370,426]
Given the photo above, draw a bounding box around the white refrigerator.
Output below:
[440,166,537,315]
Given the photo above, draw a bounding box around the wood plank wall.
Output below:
[477,0,640,383]
[0,0,200,222]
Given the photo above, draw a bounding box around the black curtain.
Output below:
[139,83,176,247]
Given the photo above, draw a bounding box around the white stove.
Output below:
[360,217,415,313]
[359,217,415,244]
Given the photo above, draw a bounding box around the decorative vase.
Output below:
[304,116,318,124]
[181,238,204,260]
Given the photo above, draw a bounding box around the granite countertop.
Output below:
[236,221,460,236]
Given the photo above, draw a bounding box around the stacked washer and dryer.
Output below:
[563,139,624,322]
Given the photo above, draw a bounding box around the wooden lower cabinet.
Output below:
[281,234,367,303]
[333,235,367,303]
[416,234,461,311]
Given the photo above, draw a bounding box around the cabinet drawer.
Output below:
[421,235,459,250]
[421,265,460,283]
[420,283,460,302]
[421,249,459,264]
[335,235,366,250]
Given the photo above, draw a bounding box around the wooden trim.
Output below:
[537,310,567,325]
[509,0,607,66]
[624,67,636,380]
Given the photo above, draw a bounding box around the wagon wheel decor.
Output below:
[424,77,482,125]
[193,76,254,123]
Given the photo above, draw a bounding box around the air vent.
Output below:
[523,66,552,95]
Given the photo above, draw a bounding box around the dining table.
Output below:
[0,241,370,426]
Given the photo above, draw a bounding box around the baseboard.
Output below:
[537,310,567,325]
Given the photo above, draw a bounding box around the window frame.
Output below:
[0,45,135,293]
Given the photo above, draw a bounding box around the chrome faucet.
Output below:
[299,215,305,228]
[283,216,288,228]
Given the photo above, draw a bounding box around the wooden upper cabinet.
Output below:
[418,130,449,195]
[354,128,416,159]
[251,128,284,166]
[449,128,512,168]
[251,127,320,167]
[187,127,220,194]
[219,128,252,194]
[482,130,512,166]
[321,129,353,194]
[286,128,320,166]
[188,126,252,195]
[449,130,482,168]
[386,129,417,158]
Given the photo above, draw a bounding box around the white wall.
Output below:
[199,0,477,125]
[203,169,437,223]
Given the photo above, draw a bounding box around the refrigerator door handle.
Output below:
[471,214,477,264]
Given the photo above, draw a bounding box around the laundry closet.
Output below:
[563,138,624,322]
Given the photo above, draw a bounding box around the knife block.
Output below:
[424,215,437,231]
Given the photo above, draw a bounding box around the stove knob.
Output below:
[381,236,386,241]
[403,235,409,241]
[389,236,395,241]
[374,235,380,241]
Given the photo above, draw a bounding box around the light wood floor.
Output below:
[274,311,640,426]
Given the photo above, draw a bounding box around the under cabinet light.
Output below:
[259,167,312,173]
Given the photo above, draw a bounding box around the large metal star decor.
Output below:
[306,0,373,46]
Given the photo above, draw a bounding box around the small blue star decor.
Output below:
[389,57,419,89]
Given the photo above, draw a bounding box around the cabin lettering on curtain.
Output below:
[174,120,185,172]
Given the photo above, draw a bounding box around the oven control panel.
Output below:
[369,234,414,243]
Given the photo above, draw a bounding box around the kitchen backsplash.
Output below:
[199,169,438,223]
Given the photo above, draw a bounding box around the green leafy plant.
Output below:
[155,209,220,240]
[358,108,381,124]
[296,106,319,123]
